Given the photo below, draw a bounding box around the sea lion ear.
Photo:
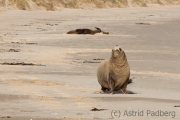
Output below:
[95,27,101,32]
[119,48,122,51]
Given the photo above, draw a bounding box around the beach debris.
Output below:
[1,116,11,118]
[21,24,31,26]
[11,42,37,45]
[174,105,180,107]
[26,43,37,45]
[83,60,101,63]
[0,62,45,66]
[8,49,20,52]
[73,58,104,63]
[11,42,23,44]
[91,107,107,111]
[93,58,105,60]
[136,23,151,25]
[0,49,20,52]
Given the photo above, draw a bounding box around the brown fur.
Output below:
[97,46,131,94]
[67,27,109,35]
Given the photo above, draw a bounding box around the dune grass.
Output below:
[132,0,147,7]
[32,0,55,10]
[10,0,30,10]
[3,0,180,10]
[6,0,129,10]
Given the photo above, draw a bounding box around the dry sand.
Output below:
[0,5,180,120]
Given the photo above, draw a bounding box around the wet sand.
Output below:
[0,5,180,120]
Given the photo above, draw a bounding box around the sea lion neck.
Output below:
[93,30,101,34]
[110,56,126,67]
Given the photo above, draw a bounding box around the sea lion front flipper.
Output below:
[108,73,115,94]
[94,86,108,94]
[121,84,128,94]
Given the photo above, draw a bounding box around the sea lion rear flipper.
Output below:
[67,30,75,34]
[102,31,109,34]
[128,77,135,84]
[121,77,134,94]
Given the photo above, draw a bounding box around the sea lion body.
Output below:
[97,46,130,94]
[67,27,109,35]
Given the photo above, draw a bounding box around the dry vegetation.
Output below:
[0,0,180,10]
[32,0,55,10]
[10,0,30,10]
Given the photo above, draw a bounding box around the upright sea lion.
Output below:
[67,27,109,35]
[97,45,131,94]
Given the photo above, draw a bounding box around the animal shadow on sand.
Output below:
[94,90,136,94]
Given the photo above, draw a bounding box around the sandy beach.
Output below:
[0,5,180,120]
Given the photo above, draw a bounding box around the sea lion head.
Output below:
[95,27,109,34]
[111,45,125,59]
[95,27,101,32]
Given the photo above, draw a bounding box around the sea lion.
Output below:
[96,45,131,94]
[67,27,109,35]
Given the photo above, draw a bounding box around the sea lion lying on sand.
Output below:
[96,45,132,94]
[67,27,109,35]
